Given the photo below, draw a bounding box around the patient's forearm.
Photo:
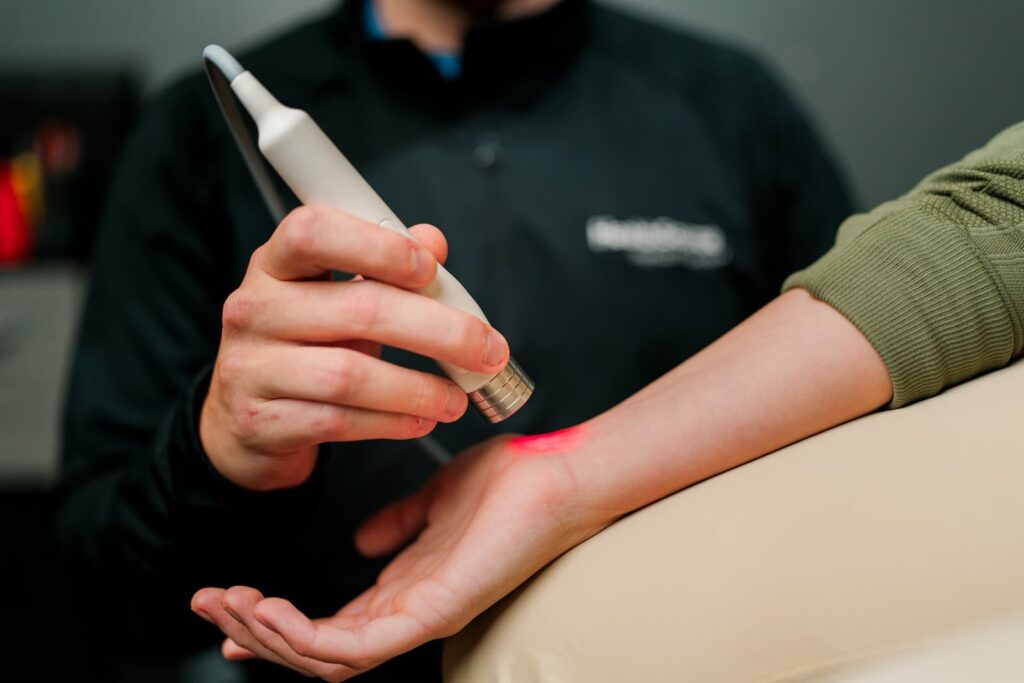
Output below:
[541,123,1024,521]
[555,288,892,518]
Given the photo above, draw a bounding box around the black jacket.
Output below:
[57,0,852,679]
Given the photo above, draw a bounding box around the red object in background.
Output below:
[35,119,81,176]
[0,161,32,264]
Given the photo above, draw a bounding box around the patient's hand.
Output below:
[191,434,607,681]
[190,290,894,680]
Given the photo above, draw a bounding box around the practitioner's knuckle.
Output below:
[215,348,249,387]
[231,397,268,445]
[245,247,264,274]
[322,405,355,439]
[341,284,384,336]
[222,289,262,331]
[278,206,322,259]
[326,352,363,403]
[412,374,447,418]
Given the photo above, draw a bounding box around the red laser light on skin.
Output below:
[508,425,587,455]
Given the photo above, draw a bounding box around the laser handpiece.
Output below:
[202,45,533,423]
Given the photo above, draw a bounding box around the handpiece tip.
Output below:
[203,44,245,81]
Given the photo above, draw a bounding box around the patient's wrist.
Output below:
[534,411,675,520]
[502,420,637,527]
[507,425,590,455]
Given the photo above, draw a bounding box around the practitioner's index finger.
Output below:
[260,206,437,286]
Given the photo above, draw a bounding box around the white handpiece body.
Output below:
[231,72,494,393]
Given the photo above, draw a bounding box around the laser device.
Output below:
[203,45,533,425]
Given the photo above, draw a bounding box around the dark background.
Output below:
[1,0,1023,680]
[4,0,1023,208]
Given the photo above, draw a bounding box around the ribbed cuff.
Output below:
[783,206,1018,407]
[157,365,325,534]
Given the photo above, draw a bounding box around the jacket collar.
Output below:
[329,0,590,108]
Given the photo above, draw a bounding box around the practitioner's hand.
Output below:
[199,207,510,491]
[191,434,609,681]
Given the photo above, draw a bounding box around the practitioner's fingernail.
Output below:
[444,383,464,418]
[412,246,434,282]
[484,328,508,368]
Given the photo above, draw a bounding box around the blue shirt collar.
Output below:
[363,0,463,80]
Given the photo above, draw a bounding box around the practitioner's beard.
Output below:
[441,0,548,18]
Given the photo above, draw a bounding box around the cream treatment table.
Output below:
[445,361,1024,682]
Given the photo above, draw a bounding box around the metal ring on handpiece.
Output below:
[468,356,534,423]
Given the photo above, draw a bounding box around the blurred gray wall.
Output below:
[3,0,1022,206]
[626,0,1024,208]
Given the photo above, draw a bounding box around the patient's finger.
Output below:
[226,587,357,681]
[194,586,313,677]
[222,638,257,661]
[255,597,429,671]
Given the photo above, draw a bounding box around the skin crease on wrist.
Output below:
[375,0,561,54]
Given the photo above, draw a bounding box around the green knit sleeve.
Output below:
[783,122,1024,407]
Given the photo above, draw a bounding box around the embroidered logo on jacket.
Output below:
[585,216,732,269]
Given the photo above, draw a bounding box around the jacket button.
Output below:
[473,140,501,169]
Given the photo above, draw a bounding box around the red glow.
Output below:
[508,425,586,454]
